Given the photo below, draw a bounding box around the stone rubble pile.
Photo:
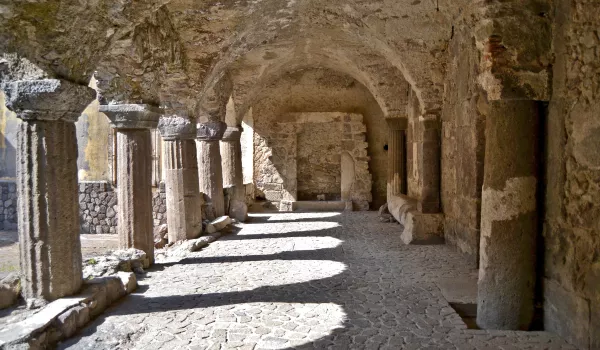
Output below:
[82,248,150,279]
[0,274,20,310]
[0,272,137,349]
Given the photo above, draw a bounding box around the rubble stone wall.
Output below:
[249,69,384,209]
[0,181,17,230]
[543,1,600,348]
[254,112,372,210]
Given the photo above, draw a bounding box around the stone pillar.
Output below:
[221,126,248,221]
[158,117,202,242]
[477,100,539,330]
[417,114,441,213]
[196,121,227,220]
[100,104,160,265]
[386,118,407,197]
[2,79,95,302]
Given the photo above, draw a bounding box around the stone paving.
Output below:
[59,212,576,350]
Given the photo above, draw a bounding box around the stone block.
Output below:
[0,273,21,309]
[210,216,232,231]
[401,212,444,245]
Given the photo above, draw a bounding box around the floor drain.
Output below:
[449,303,479,329]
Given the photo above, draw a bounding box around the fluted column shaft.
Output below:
[158,117,202,242]
[386,118,407,198]
[3,79,95,302]
[477,100,539,330]
[196,121,227,220]
[221,127,244,200]
[100,104,160,264]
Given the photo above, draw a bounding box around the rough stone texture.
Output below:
[254,112,372,211]
[60,212,574,350]
[386,118,407,197]
[440,22,486,266]
[388,194,444,245]
[115,129,155,265]
[152,184,168,227]
[0,273,21,309]
[221,127,244,199]
[407,99,441,214]
[0,273,137,349]
[162,137,202,243]
[543,1,600,349]
[79,181,118,235]
[250,69,388,209]
[17,120,84,302]
[477,100,539,331]
[197,121,227,220]
[0,181,17,230]
[221,126,248,222]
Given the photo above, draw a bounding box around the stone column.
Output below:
[477,100,539,330]
[2,79,95,302]
[100,104,160,265]
[417,114,441,213]
[196,121,227,220]
[386,118,407,197]
[158,117,202,242]
[221,126,248,221]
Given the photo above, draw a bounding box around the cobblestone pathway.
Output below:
[60,212,575,350]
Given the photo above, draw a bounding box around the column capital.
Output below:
[196,121,227,141]
[385,117,408,131]
[2,79,95,122]
[222,126,243,142]
[99,104,161,129]
[158,116,196,140]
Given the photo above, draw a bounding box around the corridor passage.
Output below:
[60,212,573,350]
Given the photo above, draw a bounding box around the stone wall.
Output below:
[439,23,486,265]
[152,184,168,227]
[247,68,387,209]
[254,112,372,210]
[78,181,167,235]
[297,122,342,200]
[543,1,600,348]
[79,181,118,235]
[0,181,17,230]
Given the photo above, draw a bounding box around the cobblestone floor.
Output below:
[59,212,576,350]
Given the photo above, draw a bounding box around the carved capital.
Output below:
[158,116,196,140]
[2,79,95,123]
[385,117,408,131]
[221,126,243,142]
[100,104,161,129]
[196,121,227,141]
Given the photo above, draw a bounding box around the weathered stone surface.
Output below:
[386,118,407,197]
[0,271,135,349]
[82,248,149,279]
[210,216,232,231]
[2,79,95,122]
[0,273,21,309]
[197,133,226,220]
[17,120,83,303]
[157,116,196,141]
[163,138,202,243]
[196,121,227,141]
[100,104,161,130]
[115,129,155,265]
[477,100,539,331]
